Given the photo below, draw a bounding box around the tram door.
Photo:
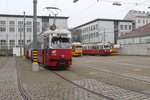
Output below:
[43,36,49,64]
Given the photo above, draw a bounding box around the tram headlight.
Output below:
[110,49,112,52]
[61,55,65,59]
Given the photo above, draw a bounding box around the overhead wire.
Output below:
[104,0,150,18]
[99,0,150,6]
[58,1,99,28]
[57,0,150,28]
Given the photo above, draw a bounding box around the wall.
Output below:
[119,44,150,56]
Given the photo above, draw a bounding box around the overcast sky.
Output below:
[1,0,150,28]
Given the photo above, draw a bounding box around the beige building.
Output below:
[124,10,150,29]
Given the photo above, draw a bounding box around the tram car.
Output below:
[25,28,72,68]
[83,43,110,56]
[72,42,83,56]
[25,42,33,59]
[109,43,120,55]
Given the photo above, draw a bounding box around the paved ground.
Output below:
[0,56,150,100]
[0,57,23,100]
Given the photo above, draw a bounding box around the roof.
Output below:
[72,42,82,45]
[0,14,69,19]
[129,10,150,17]
[38,28,71,37]
[74,18,133,29]
[118,23,150,39]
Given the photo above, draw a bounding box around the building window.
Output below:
[96,24,98,29]
[27,21,32,26]
[143,20,145,24]
[27,40,31,43]
[91,33,93,38]
[125,25,127,30]
[129,25,132,30]
[93,25,95,30]
[146,20,148,24]
[138,20,141,24]
[18,21,23,25]
[120,25,123,30]
[9,40,15,45]
[94,33,96,38]
[9,27,15,32]
[18,27,23,32]
[96,32,98,37]
[9,21,15,26]
[0,21,6,32]
[18,40,23,45]
[0,21,6,25]
[26,21,32,32]
[27,28,32,32]
[0,40,6,45]
[0,27,6,32]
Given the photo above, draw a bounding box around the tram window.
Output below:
[44,36,49,49]
[76,46,82,50]
[104,45,110,49]
[51,37,71,49]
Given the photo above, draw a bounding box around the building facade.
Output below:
[124,10,150,29]
[74,19,133,45]
[0,14,68,50]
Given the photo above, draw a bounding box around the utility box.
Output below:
[13,47,24,56]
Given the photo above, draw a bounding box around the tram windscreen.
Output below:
[104,45,110,49]
[76,46,82,50]
[51,37,71,49]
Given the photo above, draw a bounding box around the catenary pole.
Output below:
[33,0,37,50]
[32,0,39,71]
[23,11,26,57]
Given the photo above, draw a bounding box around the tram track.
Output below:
[0,56,7,70]
[51,70,114,100]
[15,57,31,100]
[73,63,150,95]
[75,63,150,84]
[81,56,150,69]
[74,56,150,77]
[50,67,150,100]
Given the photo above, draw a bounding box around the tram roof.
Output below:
[38,28,71,37]
[72,42,82,45]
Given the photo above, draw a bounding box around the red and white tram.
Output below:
[25,28,72,68]
[83,43,110,56]
[25,42,32,59]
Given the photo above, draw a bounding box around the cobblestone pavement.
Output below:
[17,56,150,100]
[0,57,23,100]
[73,56,150,94]
[0,56,150,100]
[73,56,150,76]
[73,79,150,100]
[17,57,106,100]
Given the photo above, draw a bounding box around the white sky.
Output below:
[1,0,150,28]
